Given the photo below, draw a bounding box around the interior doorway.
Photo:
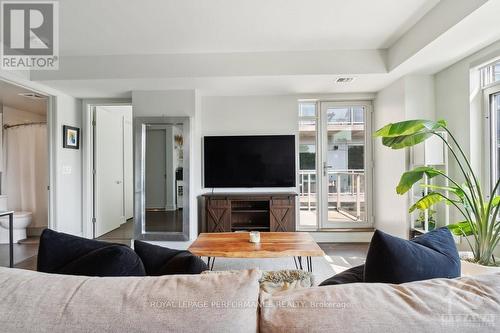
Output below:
[0,79,52,268]
[91,105,134,239]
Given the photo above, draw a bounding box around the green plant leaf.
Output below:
[491,196,500,207]
[420,184,466,199]
[409,192,449,213]
[447,221,473,237]
[374,119,446,149]
[382,132,434,150]
[374,119,446,137]
[396,167,442,194]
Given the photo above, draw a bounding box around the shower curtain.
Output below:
[2,124,48,228]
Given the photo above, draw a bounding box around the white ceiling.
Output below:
[29,0,500,98]
[0,81,47,114]
[59,0,439,55]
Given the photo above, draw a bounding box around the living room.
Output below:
[0,0,499,332]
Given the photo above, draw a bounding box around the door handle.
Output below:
[116,180,123,184]
[323,162,333,176]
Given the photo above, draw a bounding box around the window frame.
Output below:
[480,60,500,88]
[483,83,500,195]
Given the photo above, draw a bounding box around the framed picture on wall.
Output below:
[63,125,80,149]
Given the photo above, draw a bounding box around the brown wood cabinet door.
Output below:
[206,198,231,232]
[270,196,295,232]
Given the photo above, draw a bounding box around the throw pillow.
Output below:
[37,229,145,277]
[133,240,208,275]
[364,227,460,284]
[319,264,364,286]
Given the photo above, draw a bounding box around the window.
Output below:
[485,77,500,195]
[298,102,318,228]
[492,93,500,194]
[480,60,500,87]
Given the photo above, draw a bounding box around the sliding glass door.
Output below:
[298,101,372,230]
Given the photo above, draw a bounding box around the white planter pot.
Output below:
[460,260,500,276]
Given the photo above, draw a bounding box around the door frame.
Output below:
[317,100,374,229]
[82,99,132,239]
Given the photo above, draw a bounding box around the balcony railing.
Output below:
[299,169,365,221]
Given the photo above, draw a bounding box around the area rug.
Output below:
[207,255,363,284]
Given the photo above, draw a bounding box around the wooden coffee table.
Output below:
[188,232,325,272]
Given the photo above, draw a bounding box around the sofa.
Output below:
[0,267,498,332]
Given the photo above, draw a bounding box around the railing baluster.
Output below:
[307,173,311,211]
[356,174,361,218]
[336,173,340,210]
[298,169,364,219]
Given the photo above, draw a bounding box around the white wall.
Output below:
[373,78,409,238]
[373,75,436,238]
[52,95,83,235]
[202,95,298,136]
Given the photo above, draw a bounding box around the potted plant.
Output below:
[374,119,500,274]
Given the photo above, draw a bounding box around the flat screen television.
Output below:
[204,135,296,188]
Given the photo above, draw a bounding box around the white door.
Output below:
[94,106,125,237]
[319,101,372,228]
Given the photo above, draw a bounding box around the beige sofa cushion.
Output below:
[0,267,260,333]
[260,273,500,333]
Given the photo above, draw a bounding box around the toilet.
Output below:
[0,195,33,244]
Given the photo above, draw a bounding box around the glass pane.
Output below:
[327,107,351,124]
[495,64,500,83]
[326,106,365,222]
[352,107,364,123]
[298,103,318,228]
[496,94,500,194]
[299,103,316,117]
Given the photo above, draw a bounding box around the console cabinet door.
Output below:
[270,196,295,232]
[206,198,231,232]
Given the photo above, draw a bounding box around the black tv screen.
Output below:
[204,135,296,188]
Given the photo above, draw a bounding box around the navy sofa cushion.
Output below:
[37,229,146,277]
[134,240,208,275]
[319,264,365,286]
[364,227,460,284]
